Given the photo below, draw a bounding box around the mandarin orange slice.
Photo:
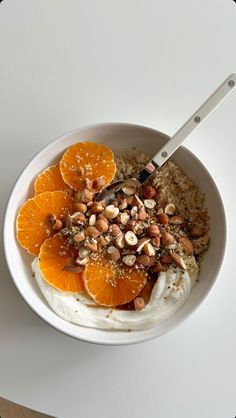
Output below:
[16,191,74,256]
[34,165,70,194]
[83,254,147,306]
[38,233,84,293]
[59,142,116,191]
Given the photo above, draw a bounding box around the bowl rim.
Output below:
[3,122,227,345]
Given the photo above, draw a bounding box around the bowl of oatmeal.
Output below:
[4,123,226,345]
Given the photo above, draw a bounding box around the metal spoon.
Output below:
[97,73,236,203]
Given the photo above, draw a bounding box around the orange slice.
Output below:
[60,142,116,191]
[34,165,71,194]
[83,254,147,306]
[38,233,84,293]
[16,191,74,256]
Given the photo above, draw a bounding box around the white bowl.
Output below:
[4,123,226,345]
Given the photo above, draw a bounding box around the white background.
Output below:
[0,1,236,417]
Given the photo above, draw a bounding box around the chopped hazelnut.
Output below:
[91,202,104,214]
[74,231,85,243]
[96,219,109,233]
[109,224,121,237]
[92,177,106,191]
[125,231,138,246]
[107,246,121,262]
[146,225,160,238]
[122,255,136,266]
[85,226,100,238]
[136,254,151,267]
[52,219,63,231]
[105,205,119,219]
[141,185,157,199]
[81,189,93,204]
[134,297,146,311]
[158,213,169,225]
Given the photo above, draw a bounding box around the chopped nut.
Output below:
[89,214,97,226]
[97,235,111,247]
[82,178,93,191]
[125,231,138,246]
[91,202,104,214]
[81,189,93,204]
[125,220,137,231]
[72,212,86,224]
[170,252,186,270]
[153,261,162,273]
[52,219,63,231]
[136,237,150,253]
[160,255,173,264]
[179,236,193,255]
[73,202,87,213]
[136,254,151,267]
[169,215,184,225]
[122,255,136,266]
[161,231,175,246]
[107,246,121,261]
[157,207,164,215]
[131,206,138,218]
[119,199,128,210]
[138,208,148,221]
[132,194,143,207]
[109,224,121,237]
[79,246,90,258]
[85,242,98,252]
[134,296,146,311]
[122,185,136,196]
[164,203,176,215]
[158,213,169,225]
[95,219,109,233]
[141,185,157,199]
[74,231,85,243]
[76,256,90,266]
[151,237,160,248]
[97,213,107,221]
[46,213,56,226]
[85,226,100,238]
[115,234,125,249]
[120,212,130,225]
[146,224,160,238]
[144,199,156,209]
[190,225,203,237]
[144,242,156,256]
[92,176,106,191]
[105,205,119,219]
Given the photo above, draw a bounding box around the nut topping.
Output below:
[115,234,125,249]
[190,225,203,237]
[109,224,121,237]
[81,189,93,204]
[179,237,193,255]
[89,214,97,226]
[91,202,104,214]
[136,254,151,267]
[95,219,109,233]
[107,246,121,261]
[92,177,106,191]
[120,212,130,225]
[74,231,85,243]
[169,215,184,225]
[85,226,100,238]
[164,203,176,215]
[170,252,186,270]
[158,213,169,225]
[76,256,90,266]
[79,247,90,259]
[144,242,156,256]
[136,237,150,253]
[125,231,138,246]
[161,231,175,246]
[134,296,146,311]
[146,225,160,238]
[52,219,63,231]
[142,185,157,199]
[122,255,136,266]
[104,205,119,219]
[144,199,156,209]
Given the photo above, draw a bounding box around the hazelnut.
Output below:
[96,219,109,233]
[81,189,93,204]
[79,246,90,258]
[158,213,169,225]
[85,226,100,238]
[46,213,56,226]
[164,203,176,215]
[82,178,93,191]
[122,255,136,266]
[89,214,97,226]
[97,235,111,247]
[105,205,120,219]
[125,220,137,231]
[190,225,203,237]
[146,225,160,238]
[97,213,107,222]
[131,206,138,218]
[119,199,128,210]
[107,246,121,262]
[144,242,156,256]
[52,219,63,231]
[109,224,121,237]
[136,254,151,267]
[160,255,173,264]
[142,185,157,199]
[132,194,143,207]
[134,297,146,311]
[125,231,138,246]
[92,177,106,191]
[91,202,104,214]
[169,215,184,225]
[151,237,160,248]
[153,261,162,273]
[161,231,175,246]
[85,242,98,252]
[115,234,125,249]
[136,237,150,253]
[138,208,148,221]
[120,212,130,225]
[144,199,156,209]
[74,231,85,243]
[73,212,86,224]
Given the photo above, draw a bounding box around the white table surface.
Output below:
[1,1,236,417]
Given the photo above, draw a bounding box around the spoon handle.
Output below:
[137,73,236,184]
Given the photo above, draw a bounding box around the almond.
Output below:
[160,255,173,264]
[144,199,156,209]
[151,237,160,248]
[138,208,148,221]
[170,252,186,269]
[144,242,156,256]
[92,176,106,191]
[74,231,85,243]
[136,237,150,252]
[132,194,143,207]
[81,189,93,204]
[158,213,169,225]
[95,219,108,233]
[122,255,136,266]
[85,226,100,238]
[142,185,157,199]
[125,231,138,246]
[146,225,160,238]
[109,224,121,237]
[190,225,203,237]
[119,199,128,210]
[52,219,63,231]
[91,202,104,214]
[161,231,175,246]
[134,296,146,311]
[105,205,119,219]
[153,261,162,273]
[120,212,130,225]
[164,203,176,215]
[115,234,125,249]
[107,246,121,261]
[136,254,151,267]
[169,215,184,225]
[179,237,193,255]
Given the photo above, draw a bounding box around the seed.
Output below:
[125,231,138,246]
[122,255,136,266]
[144,199,156,209]
[105,205,120,219]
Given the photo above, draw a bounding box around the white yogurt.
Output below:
[32,258,198,331]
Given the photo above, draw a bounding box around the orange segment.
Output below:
[34,165,71,194]
[38,233,84,293]
[83,254,147,306]
[60,142,116,191]
[16,191,74,256]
